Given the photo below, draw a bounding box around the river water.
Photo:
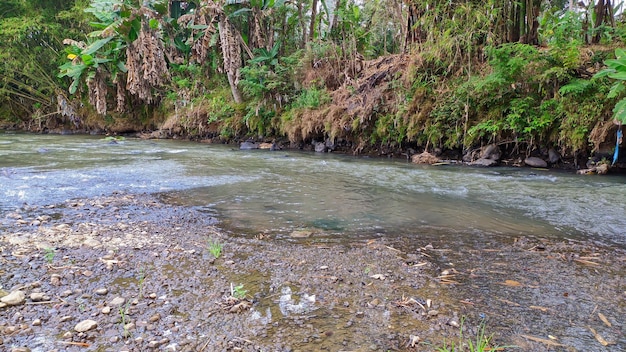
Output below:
[1,133,626,351]
[1,133,624,246]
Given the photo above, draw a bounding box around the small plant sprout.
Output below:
[207,239,223,259]
[137,267,146,298]
[231,283,248,300]
[43,247,55,264]
[119,302,131,338]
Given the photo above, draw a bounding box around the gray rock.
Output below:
[109,297,125,306]
[239,141,258,150]
[29,292,49,302]
[481,144,501,160]
[95,288,108,295]
[548,148,561,164]
[74,319,98,332]
[314,142,327,153]
[469,158,498,167]
[524,156,548,168]
[1,290,26,306]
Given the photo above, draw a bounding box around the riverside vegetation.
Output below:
[0,0,625,168]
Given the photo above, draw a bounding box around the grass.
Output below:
[137,267,146,298]
[43,247,55,264]
[435,319,516,352]
[119,302,131,338]
[207,239,223,259]
[231,283,247,300]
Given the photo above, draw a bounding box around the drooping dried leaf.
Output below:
[598,313,612,327]
[588,327,610,346]
[519,334,566,347]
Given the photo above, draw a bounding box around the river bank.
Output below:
[1,192,624,351]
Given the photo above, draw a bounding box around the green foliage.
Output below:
[594,48,626,123]
[435,318,514,352]
[231,283,248,300]
[43,247,56,264]
[207,239,223,259]
[290,88,330,110]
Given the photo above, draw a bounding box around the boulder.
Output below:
[548,148,561,164]
[240,141,259,150]
[524,156,548,168]
[481,144,501,160]
[469,158,498,167]
[314,142,327,153]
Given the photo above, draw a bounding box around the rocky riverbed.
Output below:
[1,193,625,351]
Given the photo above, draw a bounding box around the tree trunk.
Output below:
[309,0,318,42]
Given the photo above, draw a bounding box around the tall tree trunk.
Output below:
[309,0,318,43]
[218,19,243,103]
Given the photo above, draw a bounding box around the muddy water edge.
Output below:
[0,193,624,352]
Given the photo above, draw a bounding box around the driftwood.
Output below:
[577,163,609,175]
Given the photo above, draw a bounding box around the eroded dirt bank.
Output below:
[0,193,624,351]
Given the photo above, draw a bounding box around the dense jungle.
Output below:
[1,0,626,166]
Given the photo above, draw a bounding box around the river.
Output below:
[1,133,625,351]
[1,133,624,246]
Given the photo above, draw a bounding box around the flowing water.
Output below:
[1,133,625,246]
[1,133,626,350]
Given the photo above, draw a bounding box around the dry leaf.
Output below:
[588,327,610,346]
[520,334,566,347]
[530,305,551,312]
[573,258,599,266]
[503,280,522,287]
[598,313,612,327]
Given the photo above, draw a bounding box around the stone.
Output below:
[59,316,73,323]
[480,144,501,160]
[95,288,108,295]
[50,274,61,286]
[240,141,258,150]
[314,142,327,153]
[29,292,49,302]
[83,238,101,247]
[469,158,498,167]
[524,156,548,168]
[149,313,161,323]
[11,348,30,352]
[548,148,561,164]
[1,291,26,306]
[32,319,42,327]
[109,297,125,306]
[0,289,8,298]
[290,230,312,238]
[74,319,98,332]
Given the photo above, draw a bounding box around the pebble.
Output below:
[74,319,98,332]
[50,274,61,286]
[32,319,42,326]
[102,306,112,314]
[149,313,161,323]
[60,290,72,297]
[62,331,73,339]
[1,291,26,306]
[95,288,108,295]
[59,316,73,323]
[428,310,439,317]
[30,292,49,302]
[11,348,30,352]
[109,297,126,306]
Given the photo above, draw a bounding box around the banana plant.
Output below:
[595,48,626,123]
